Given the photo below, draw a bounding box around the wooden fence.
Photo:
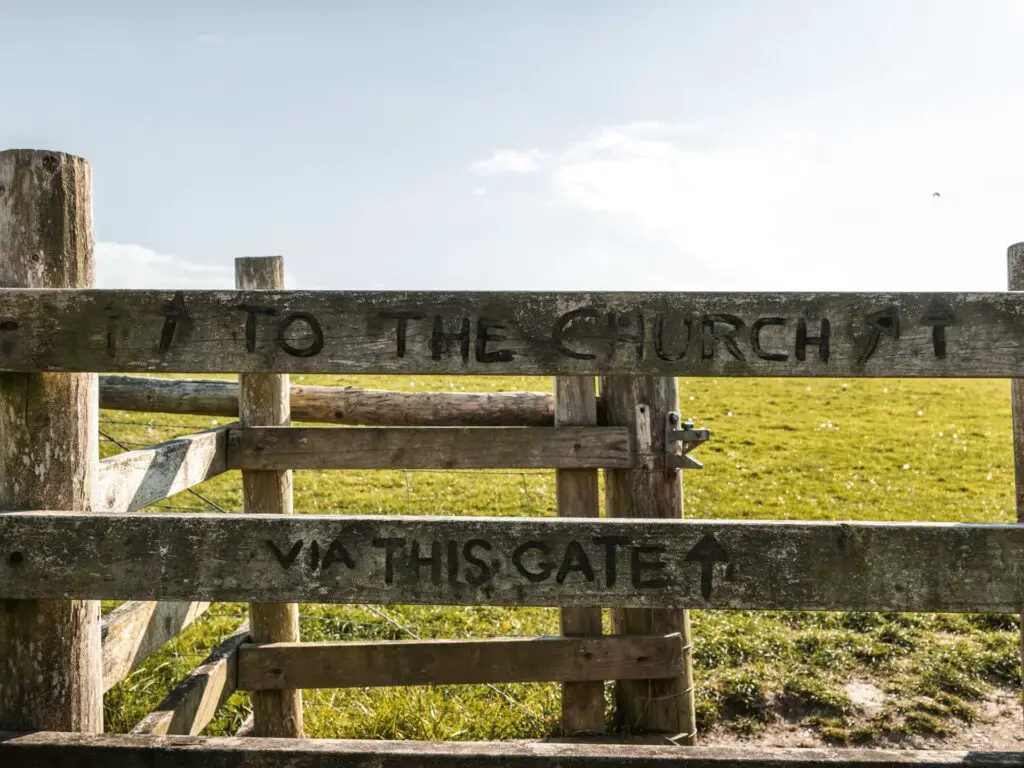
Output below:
[0,148,1020,767]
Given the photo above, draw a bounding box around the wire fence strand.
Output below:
[99,428,231,514]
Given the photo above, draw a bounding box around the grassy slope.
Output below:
[101,375,1022,743]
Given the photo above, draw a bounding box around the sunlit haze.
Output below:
[4,1,1023,292]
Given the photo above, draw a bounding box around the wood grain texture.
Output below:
[0,290,1023,376]
[235,256,303,739]
[0,732,1019,767]
[236,635,681,691]
[1007,241,1024,731]
[95,426,229,512]
[131,621,249,736]
[101,601,210,692]
[602,376,695,739]
[234,714,254,737]
[0,149,103,732]
[555,376,605,735]
[100,375,557,426]
[1,512,1021,613]
[227,426,631,470]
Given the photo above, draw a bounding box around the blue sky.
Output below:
[4,1,1024,291]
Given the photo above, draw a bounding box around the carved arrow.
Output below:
[683,533,729,601]
[857,307,900,365]
[158,291,187,353]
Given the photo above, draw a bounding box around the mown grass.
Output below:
[101,375,1021,742]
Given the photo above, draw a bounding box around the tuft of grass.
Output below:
[973,633,1024,687]
[718,671,772,722]
[916,647,988,701]
[780,675,854,716]
[808,716,853,744]
[932,693,976,722]
[904,710,948,736]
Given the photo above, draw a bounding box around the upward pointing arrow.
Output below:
[684,533,729,601]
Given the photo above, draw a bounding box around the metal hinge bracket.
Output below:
[665,411,711,473]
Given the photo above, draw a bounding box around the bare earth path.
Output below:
[698,688,1022,752]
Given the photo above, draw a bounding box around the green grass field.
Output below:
[100,375,1022,744]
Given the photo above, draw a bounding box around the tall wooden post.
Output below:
[555,376,605,735]
[0,149,103,731]
[1007,242,1024,729]
[236,256,304,738]
[601,375,696,743]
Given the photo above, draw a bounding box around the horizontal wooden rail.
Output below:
[0,733,1018,766]
[95,426,230,513]
[130,621,249,736]
[3,289,1024,377]
[101,601,210,691]
[1,513,1020,613]
[100,375,557,426]
[237,634,681,690]
[227,426,632,470]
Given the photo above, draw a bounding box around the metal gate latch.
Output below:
[665,412,710,472]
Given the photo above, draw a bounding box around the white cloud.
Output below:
[482,118,1024,290]
[469,149,544,176]
[96,243,302,289]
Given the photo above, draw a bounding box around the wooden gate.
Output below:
[0,149,1019,766]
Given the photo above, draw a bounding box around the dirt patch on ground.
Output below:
[843,681,885,715]
[698,689,1023,752]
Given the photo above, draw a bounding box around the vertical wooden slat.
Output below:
[1007,241,1024,730]
[236,256,304,738]
[555,376,605,735]
[0,149,102,731]
[600,376,696,743]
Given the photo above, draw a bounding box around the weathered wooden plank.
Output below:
[101,601,210,692]
[1,513,1021,613]
[95,426,229,512]
[130,621,249,736]
[0,732,1019,767]
[227,426,632,470]
[235,256,303,739]
[236,634,681,691]
[100,375,557,426]
[1007,241,1024,729]
[602,376,696,739]
[0,149,103,732]
[2,290,1024,376]
[554,376,606,736]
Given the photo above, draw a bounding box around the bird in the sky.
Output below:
[932,192,941,198]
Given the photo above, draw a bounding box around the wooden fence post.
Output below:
[555,376,605,735]
[236,256,304,738]
[1007,242,1024,729]
[0,149,103,731]
[600,375,696,743]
